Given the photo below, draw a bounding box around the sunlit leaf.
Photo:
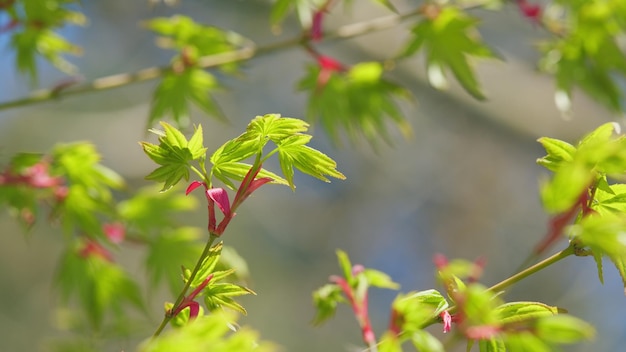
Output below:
[401,6,496,99]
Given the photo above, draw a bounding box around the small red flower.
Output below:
[316,55,345,90]
[79,240,113,262]
[103,222,125,244]
[440,310,452,333]
[517,0,541,22]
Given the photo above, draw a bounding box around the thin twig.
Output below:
[0,9,423,111]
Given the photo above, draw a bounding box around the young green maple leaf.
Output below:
[401,6,496,100]
[140,122,207,191]
[210,114,344,190]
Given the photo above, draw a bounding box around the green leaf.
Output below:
[378,332,403,352]
[210,114,344,190]
[410,330,445,352]
[392,289,449,332]
[188,242,224,287]
[51,143,124,235]
[55,244,145,330]
[139,313,276,352]
[495,301,559,325]
[401,7,496,99]
[502,333,552,352]
[298,62,413,146]
[540,161,591,213]
[535,315,595,344]
[538,2,626,112]
[145,227,204,295]
[362,269,400,290]
[244,113,310,144]
[118,185,198,236]
[312,283,344,325]
[536,137,576,172]
[9,0,85,82]
[269,0,318,28]
[187,124,207,159]
[336,249,353,281]
[149,68,224,127]
[571,215,626,288]
[277,136,346,190]
[141,122,204,191]
[478,338,506,352]
[211,162,288,190]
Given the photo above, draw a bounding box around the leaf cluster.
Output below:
[140,313,276,352]
[401,6,496,100]
[539,0,626,112]
[298,61,413,146]
[5,0,85,82]
[145,15,244,126]
[538,123,626,289]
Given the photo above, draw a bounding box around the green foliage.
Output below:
[52,143,125,236]
[539,0,626,112]
[312,249,399,325]
[146,227,204,295]
[210,113,345,190]
[299,61,413,146]
[55,242,145,330]
[149,68,224,128]
[401,6,496,99]
[141,122,207,191]
[118,185,198,236]
[7,0,85,82]
[181,242,254,315]
[145,15,243,126]
[538,123,626,213]
[139,313,276,352]
[270,0,395,28]
[538,122,626,290]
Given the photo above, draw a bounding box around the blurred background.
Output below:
[1,0,625,351]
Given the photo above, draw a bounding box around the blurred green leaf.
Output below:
[362,268,400,290]
[145,227,204,295]
[51,143,124,236]
[535,315,595,344]
[55,243,145,330]
[478,338,506,352]
[392,289,449,332]
[539,1,626,112]
[9,0,85,81]
[139,313,276,352]
[502,333,551,352]
[118,185,198,236]
[536,137,576,172]
[149,68,224,127]
[572,214,626,288]
[312,283,344,325]
[401,6,496,99]
[299,61,413,146]
[410,330,445,352]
